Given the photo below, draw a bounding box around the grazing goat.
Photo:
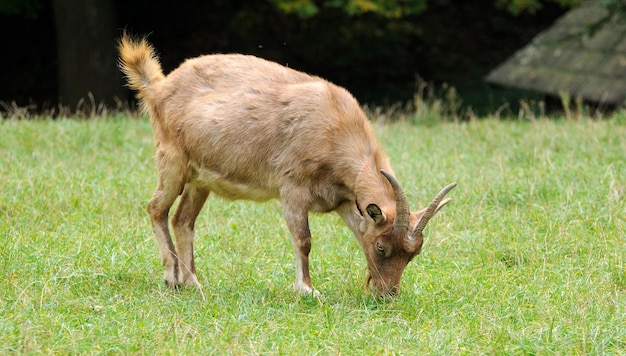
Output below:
[117,33,456,298]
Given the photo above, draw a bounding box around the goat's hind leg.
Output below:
[172,183,209,288]
[147,149,188,288]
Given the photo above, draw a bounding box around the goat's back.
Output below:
[147,54,380,203]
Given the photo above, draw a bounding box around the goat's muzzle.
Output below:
[366,273,400,299]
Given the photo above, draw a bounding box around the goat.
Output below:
[117,33,456,298]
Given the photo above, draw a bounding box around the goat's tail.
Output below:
[117,33,164,98]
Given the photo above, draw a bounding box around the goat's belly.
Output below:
[193,169,278,201]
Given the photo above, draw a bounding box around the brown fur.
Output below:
[117,33,450,298]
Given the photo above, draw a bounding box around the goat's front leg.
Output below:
[281,193,318,296]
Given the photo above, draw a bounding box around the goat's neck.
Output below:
[353,155,395,211]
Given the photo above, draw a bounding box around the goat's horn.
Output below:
[411,182,457,238]
[380,170,410,233]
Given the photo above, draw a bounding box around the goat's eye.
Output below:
[376,242,385,254]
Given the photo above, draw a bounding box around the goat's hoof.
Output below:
[294,283,321,298]
[179,275,201,288]
[300,289,321,299]
[165,280,181,290]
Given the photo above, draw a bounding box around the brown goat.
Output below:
[117,34,456,298]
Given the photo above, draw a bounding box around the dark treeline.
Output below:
[0,1,566,114]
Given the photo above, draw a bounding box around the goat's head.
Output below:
[360,170,456,299]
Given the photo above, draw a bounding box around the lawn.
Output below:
[1,113,625,354]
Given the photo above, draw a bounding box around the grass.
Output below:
[1,113,625,354]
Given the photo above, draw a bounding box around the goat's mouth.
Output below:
[366,273,399,299]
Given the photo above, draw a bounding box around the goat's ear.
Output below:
[366,204,386,225]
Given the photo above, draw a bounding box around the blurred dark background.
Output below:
[0,0,573,115]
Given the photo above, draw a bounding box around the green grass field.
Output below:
[1,114,625,354]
